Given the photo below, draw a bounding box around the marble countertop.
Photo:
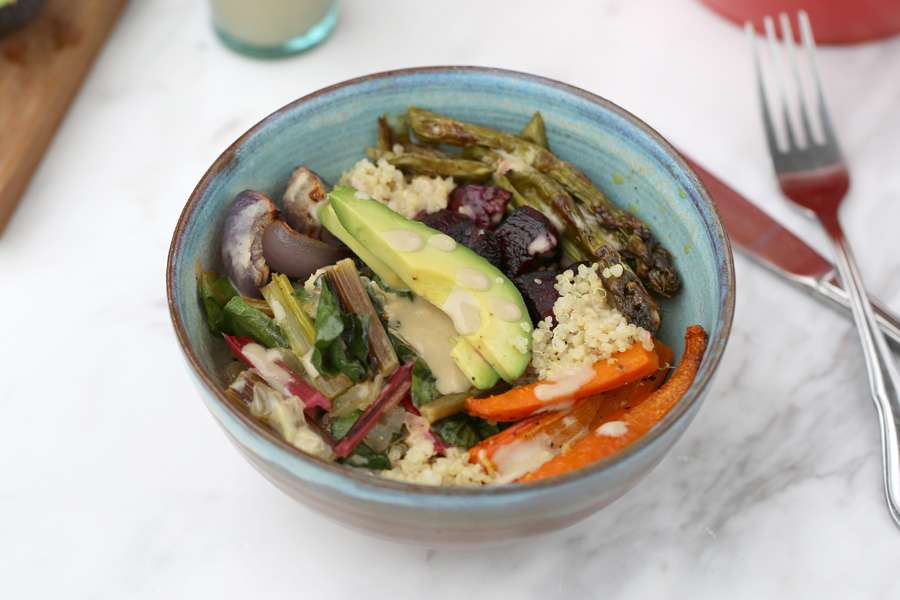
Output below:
[3,0,900,597]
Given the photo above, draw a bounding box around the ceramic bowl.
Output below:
[167,67,735,544]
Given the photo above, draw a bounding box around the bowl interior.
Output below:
[168,67,733,498]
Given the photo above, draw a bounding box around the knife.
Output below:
[682,155,900,351]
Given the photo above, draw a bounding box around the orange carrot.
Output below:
[465,343,659,422]
[468,396,602,465]
[589,340,674,425]
[519,326,707,483]
[469,341,673,466]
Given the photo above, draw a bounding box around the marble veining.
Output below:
[2,0,899,598]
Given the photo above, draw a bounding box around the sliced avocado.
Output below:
[451,338,500,389]
[318,202,407,290]
[323,199,498,388]
[329,186,532,382]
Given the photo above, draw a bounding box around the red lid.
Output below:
[700,0,900,44]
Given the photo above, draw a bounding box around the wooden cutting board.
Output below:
[0,0,127,235]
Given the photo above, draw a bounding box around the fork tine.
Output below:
[746,23,781,157]
[779,12,815,147]
[763,15,799,151]
[798,10,842,154]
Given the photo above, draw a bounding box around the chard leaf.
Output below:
[314,279,345,344]
[411,359,440,407]
[330,409,391,470]
[198,271,237,334]
[432,414,500,449]
[312,279,368,382]
[330,409,361,440]
[223,297,287,349]
[389,333,417,364]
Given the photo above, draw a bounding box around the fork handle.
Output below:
[814,275,900,351]
[823,216,900,527]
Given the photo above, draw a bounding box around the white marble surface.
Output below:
[3,0,900,597]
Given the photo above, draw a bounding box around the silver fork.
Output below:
[748,11,900,527]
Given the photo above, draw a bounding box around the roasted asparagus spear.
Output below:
[520,111,549,149]
[369,141,492,182]
[503,167,661,332]
[407,107,680,298]
[459,145,661,331]
[385,152,493,182]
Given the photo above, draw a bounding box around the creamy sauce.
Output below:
[456,268,491,291]
[534,363,595,402]
[354,190,372,200]
[441,289,482,335]
[428,233,457,252]
[248,380,333,459]
[383,229,424,252]
[242,343,295,397]
[489,297,523,322]
[494,150,532,176]
[492,434,556,483]
[527,234,553,255]
[596,420,628,437]
[384,295,471,394]
[457,205,476,219]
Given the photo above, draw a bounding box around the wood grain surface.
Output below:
[0,0,127,235]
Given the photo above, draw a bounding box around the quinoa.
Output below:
[339,157,455,219]
[380,414,494,486]
[531,263,654,381]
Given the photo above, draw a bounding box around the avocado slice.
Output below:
[451,338,500,389]
[322,198,500,389]
[328,186,532,382]
[318,202,407,290]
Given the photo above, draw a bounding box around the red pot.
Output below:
[700,0,900,44]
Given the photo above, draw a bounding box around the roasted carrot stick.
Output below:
[468,396,602,465]
[465,342,659,422]
[469,341,673,465]
[519,326,707,482]
[589,340,673,425]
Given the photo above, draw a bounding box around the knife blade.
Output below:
[682,155,900,350]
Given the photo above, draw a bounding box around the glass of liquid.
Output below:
[210,0,338,58]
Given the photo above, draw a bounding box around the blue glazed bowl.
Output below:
[167,67,735,544]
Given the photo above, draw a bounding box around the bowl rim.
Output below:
[166,65,735,502]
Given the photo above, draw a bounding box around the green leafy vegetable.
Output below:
[345,313,371,364]
[372,273,413,300]
[330,410,360,440]
[328,259,399,377]
[344,444,391,470]
[292,283,313,303]
[312,279,369,383]
[411,359,440,407]
[432,414,500,449]
[389,333,417,364]
[330,409,391,470]
[223,297,287,348]
[198,271,237,334]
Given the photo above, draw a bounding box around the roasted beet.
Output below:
[469,229,504,268]
[419,209,475,245]
[418,209,505,268]
[448,185,510,229]
[514,269,560,324]
[494,206,559,277]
